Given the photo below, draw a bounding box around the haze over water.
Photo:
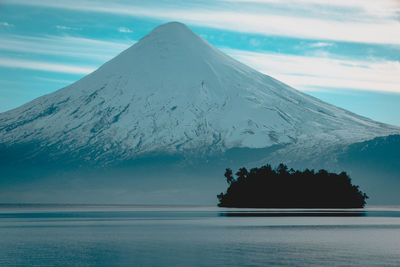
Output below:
[0,205,400,266]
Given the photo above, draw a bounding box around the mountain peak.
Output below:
[153,21,191,32]
[90,20,240,96]
[136,21,204,48]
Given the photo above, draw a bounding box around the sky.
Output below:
[0,0,399,126]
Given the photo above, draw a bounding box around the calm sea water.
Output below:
[1,205,400,266]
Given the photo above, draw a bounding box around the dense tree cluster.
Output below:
[217,164,368,208]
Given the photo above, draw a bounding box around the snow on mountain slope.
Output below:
[0,22,399,164]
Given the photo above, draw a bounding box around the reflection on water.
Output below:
[1,205,400,266]
[220,211,367,217]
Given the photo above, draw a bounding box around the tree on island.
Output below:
[217,164,368,208]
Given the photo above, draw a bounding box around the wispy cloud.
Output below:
[221,0,400,19]
[34,76,76,84]
[225,49,400,93]
[118,27,132,33]
[55,25,81,30]
[0,35,132,61]
[56,25,71,30]
[309,42,333,48]
[0,22,14,27]
[5,0,400,45]
[0,57,95,74]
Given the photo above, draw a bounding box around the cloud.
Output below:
[177,11,400,45]
[221,0,400,19]
[0,57,95,74]
[225,48,400,93]
[5,0,400,45]
[56,25,71,30]
[0,35,132,61]
[0,22,14,27]
[55,25,81,30]
[118,27,132,33]
[309,42,333,48]
[34,76,76,84]
[249,38,261,47]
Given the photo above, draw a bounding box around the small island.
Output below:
[217,164,368,208]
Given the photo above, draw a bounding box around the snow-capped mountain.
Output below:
[1,22,399,204]
[0,22,398,166]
